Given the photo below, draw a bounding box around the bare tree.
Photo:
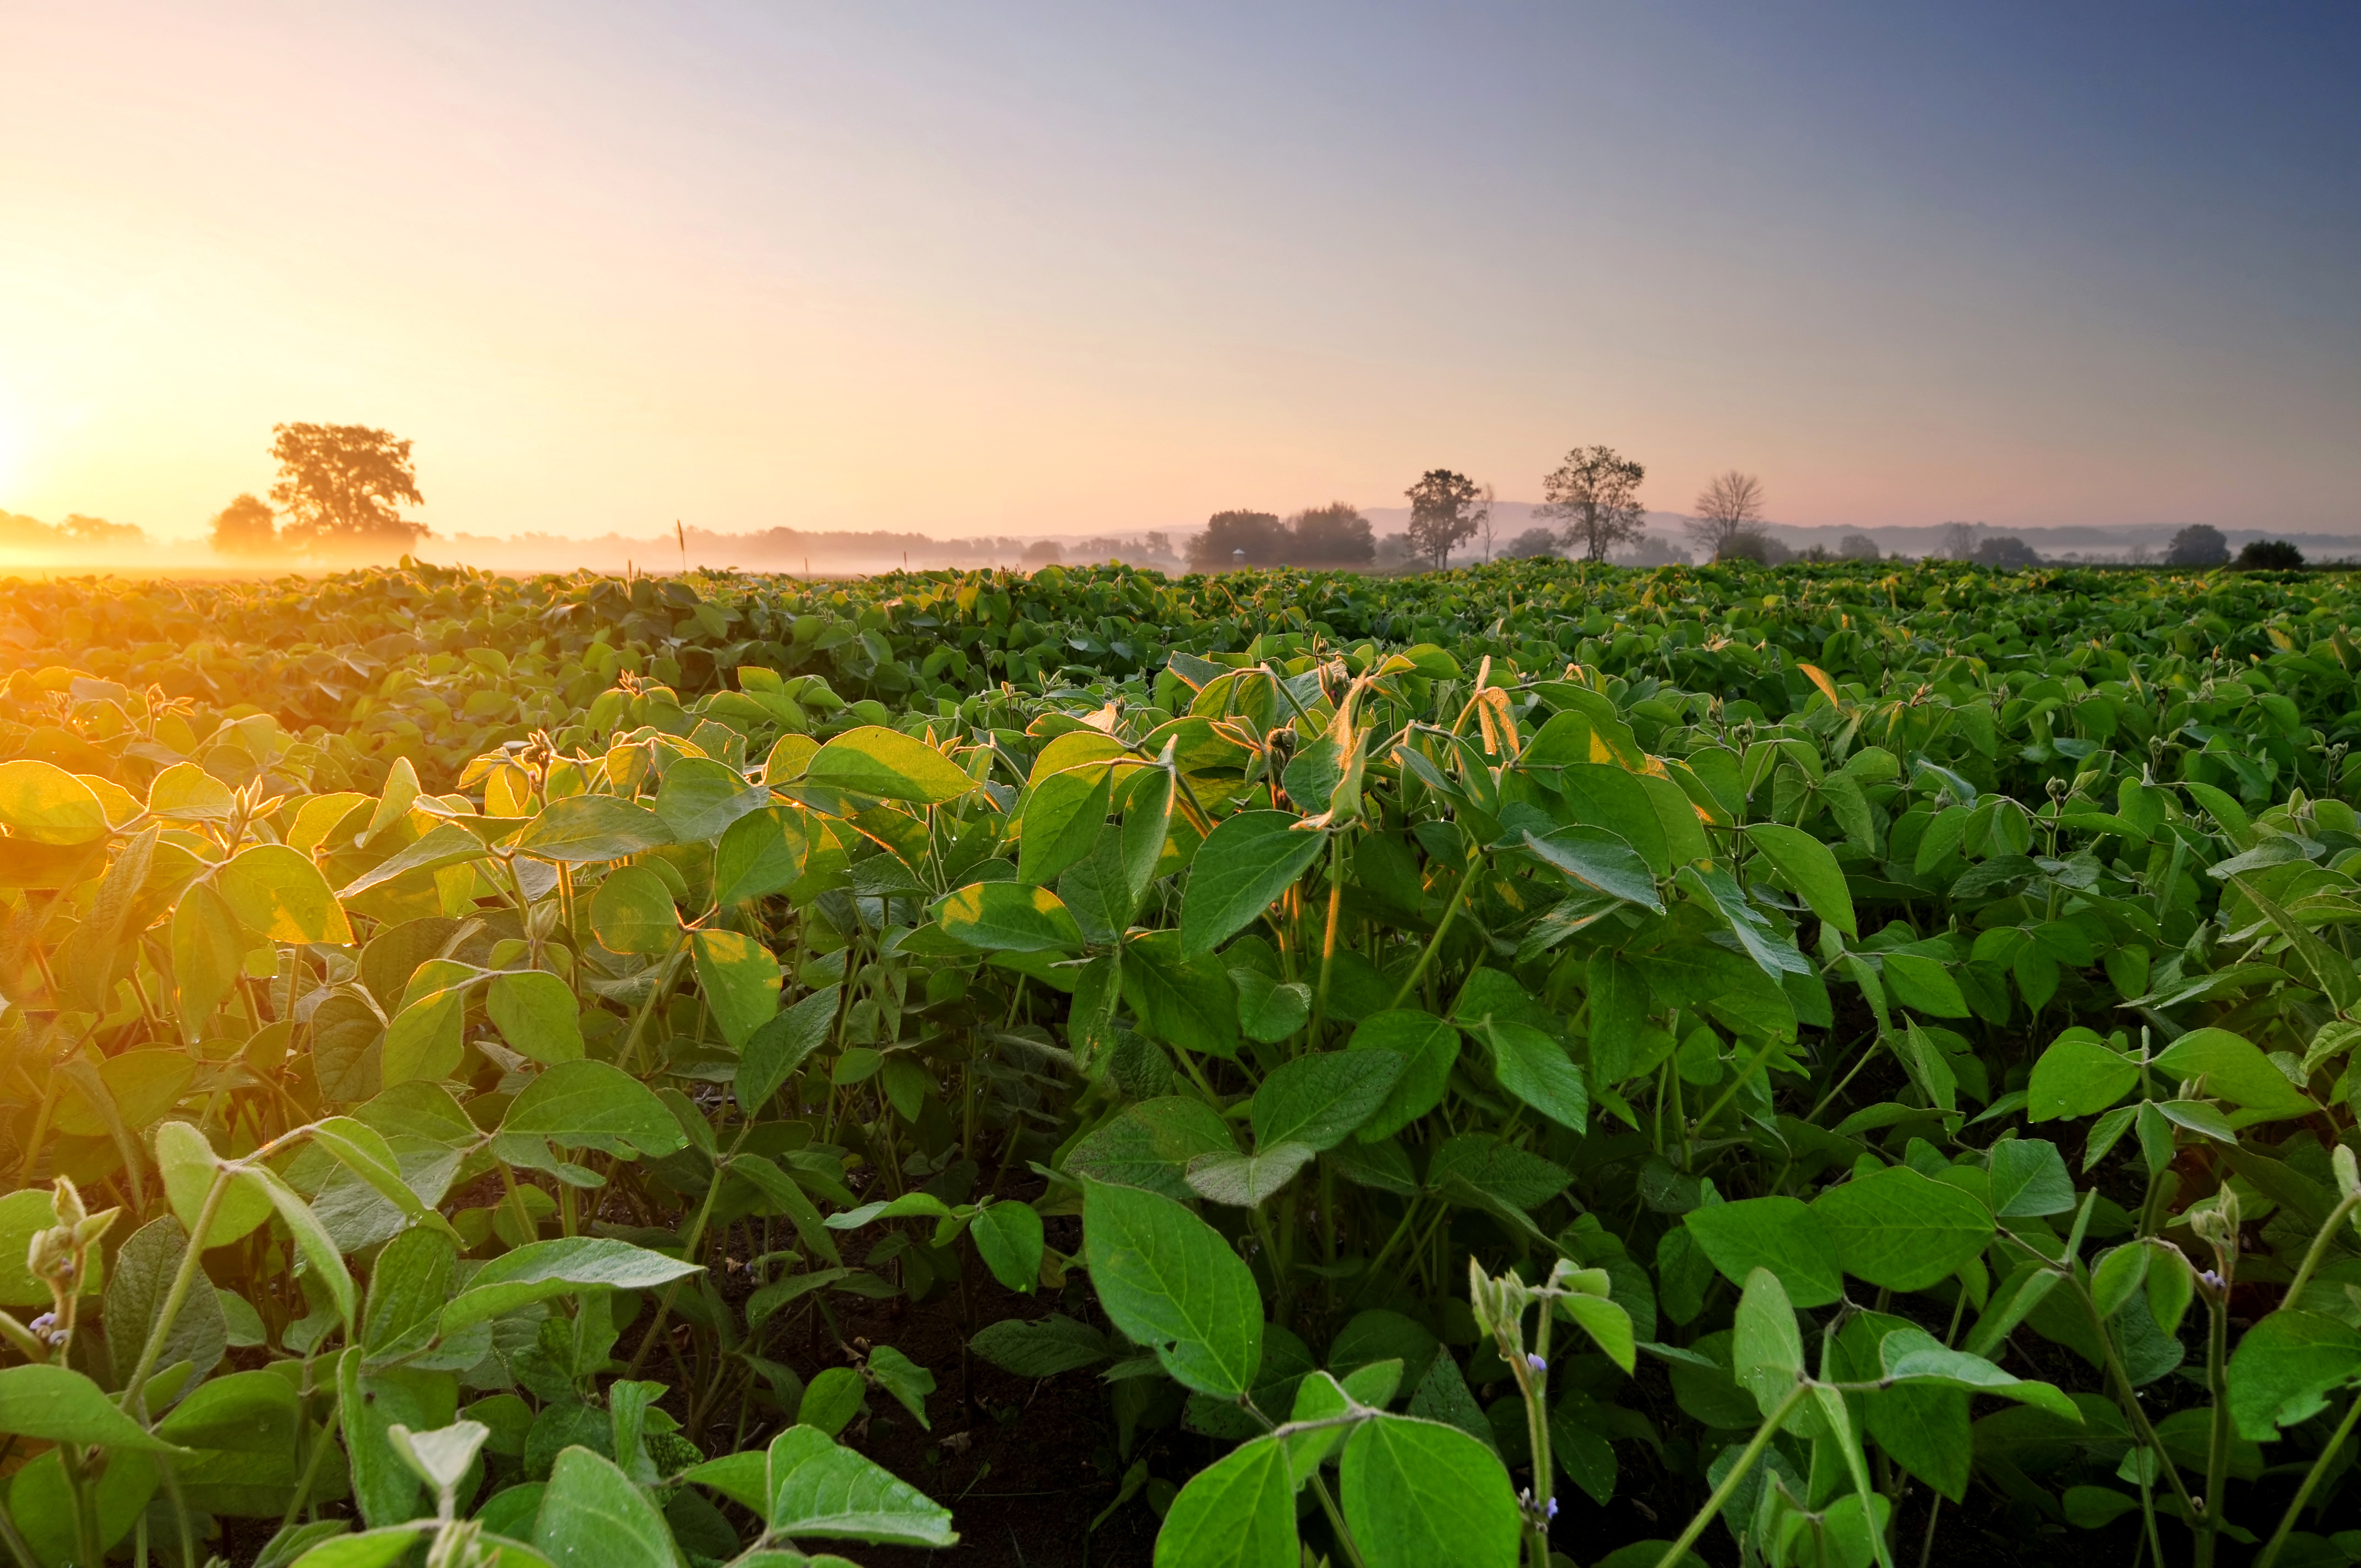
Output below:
[1477,483,1497,563]
[1686,471,1765,560]
[1540,445,1647,563]
[1934,521,1981,560]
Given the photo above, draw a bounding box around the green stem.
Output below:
[1389,850,1477,1010]
[2254,1391,2361,1568]
[1654,1380,1811,1568]
[119,1165,232,1417]
[2280,1192,2360,1311]
[624,1121,752,1378]
[1312,830,1345,1044]
[2196,1291,2233,1568]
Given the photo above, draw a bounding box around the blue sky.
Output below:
[3,2,2354,541]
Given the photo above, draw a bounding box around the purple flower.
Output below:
[2200,1269,2224,1292]
[1526,1353,1548,1373]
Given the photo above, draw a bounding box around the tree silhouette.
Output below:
[1405,470,1482,570]
[1541,447,1647,563]
[2163,524,2229,567]
[209,494,279,557]
[1687,471,1765,560]
[268,423,425,550]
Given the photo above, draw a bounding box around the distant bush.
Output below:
[1971,535,2042,569]
[2236,537,2305,570]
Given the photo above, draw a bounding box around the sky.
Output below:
[3,1,2357,545]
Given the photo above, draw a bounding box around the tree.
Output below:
[1286,503,1376,567]
[1539,446,1647,563]
[1933,521,1981,560]
[1504,527,1560,559]
[1404,470,1483,570]
[1716,529,1791,565]
[1686,471,1765,560]
[268,423,425,549]
[1970,535,2042,569]
[2237,538,2305,570]
[1476,483,1498,563]
[2163,524,2229,567]
[1188,510,1288,571]
[1837,533,1882,561]
[1021,540,1064,566]
[209,494,279,557]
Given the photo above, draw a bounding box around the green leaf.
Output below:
[1123,932,1242,1059]
[107,1216,226,1401]
[1811,1166,1994,1293]
[309,1115,439,1225]
[1520,826,1663,913]
[2232,873,2360,1013]
[1732,1266,1805,1417]
[1082,1177,1264,1397]
[1232,970,1312,1044]
[804,726,975,804]
[247,1163,360,1338]
[1185,1144,1317,1207]
[486,971,585,1065]
[336,823,490,900]
[534,1447,675,1568]
[153,1119,274,1249]
[970,1200,1045,1294]
[1682,1197,1844,1309]
[867,1345,935,1429]
[1878,1327,2080,1421]
[2151,1026,2318,1121]
[172,880,246,1022]
[502,1060,688,1158]
[738,984,839,1114]
[1558,1292,1636,1375]
[286,1527,433,1568]
[1179,811,1328,957]
[654,756,771,841]
[714,806,810,906]
[514,796,674,863]
[2026,1031,2142,1121]
[0,1363,181,1450]
[1482,1020,1588,1133]
[1251,1051,1406,1152]
[1020,765,1115,885]
[157,1368,300,1453]
[381,985,467,1087]
[2226,1310,2361,1441]
[968,1314,1111,1376]
[1339,1414,1522,1568]
[939,881,1085,953]
[1153,1436,1297,1568]
[2090,1243,2151,1321]
[1879,952,1969,1019]
[0,758,108,843]
[438,1238,701,1336]
[589,865,679,955]
[763,1423,960,1546]
[796,1367,867,1436]
[1748,821,1858,938]
[1347,1010,1461,1141]
[1989,1139,2076,1217]
[220,843,355,944]
[689,928,782,1047]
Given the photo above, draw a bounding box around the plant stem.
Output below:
[1653,1380,1810,1568]
[119,1165,233,1417]
[624,1120,752,1377]
[2196,1290,2233,1568]
[2254,1391,2361,1568]
[1389,850,1477,1010]
[2280,1191,2360,1311]
[1312,830,1345,1043]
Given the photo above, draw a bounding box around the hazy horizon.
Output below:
[6,3,2357,546]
